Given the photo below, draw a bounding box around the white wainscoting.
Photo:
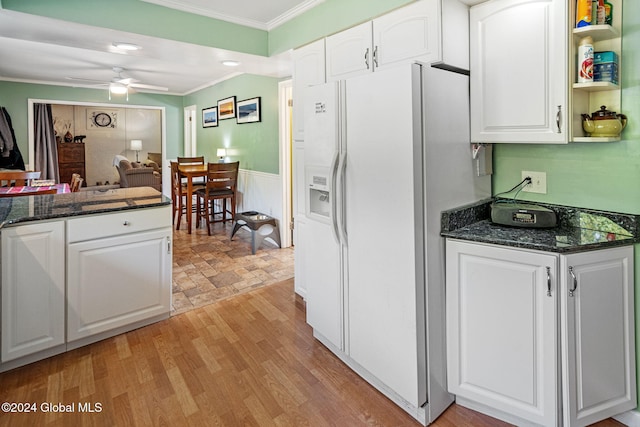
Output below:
[236,168,288,247]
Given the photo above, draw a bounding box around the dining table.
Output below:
[0,183,70,195]
[177,163,208,234]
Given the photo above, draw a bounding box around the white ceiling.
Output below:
[0,0,486,96]
[0,1,314,96]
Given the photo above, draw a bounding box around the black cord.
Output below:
[493,176,531,203]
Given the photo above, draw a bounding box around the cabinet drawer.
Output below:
[67,206,171,243]
[57,142,85,162]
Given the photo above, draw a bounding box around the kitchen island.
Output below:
[1,187,172,372]
[441,199,637,427]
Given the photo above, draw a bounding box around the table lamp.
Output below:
[130,139,142,162]
[217,148,226,163]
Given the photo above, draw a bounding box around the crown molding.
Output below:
[140,0,324,31]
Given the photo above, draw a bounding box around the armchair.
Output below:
[115,157,161,191]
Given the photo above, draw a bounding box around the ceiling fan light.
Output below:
[109,83,128,94]
[113,42,141,51]
[222,60,240,67]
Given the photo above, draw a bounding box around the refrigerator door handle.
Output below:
[330,151,341,244]
[337,151,348,246]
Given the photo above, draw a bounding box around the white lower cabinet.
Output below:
[446,239,636,426]
[67,228,171,343]
[0,206,172,371]
[1,221,65,362]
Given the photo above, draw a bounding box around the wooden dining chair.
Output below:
[70,173,84,192]
[0,188,58,198]
[195,162,239,236]
[177,156,206,185]
[170,161,188,230]
[0,171,41,187]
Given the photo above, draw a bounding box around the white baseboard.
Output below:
[615,409,640,427]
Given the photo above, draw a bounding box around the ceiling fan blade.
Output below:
[129,83,169,91]
[114,77,135,85]
[66,76,110,84]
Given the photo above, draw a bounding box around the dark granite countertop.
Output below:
[441,199,640,253]
[0,187,171,228]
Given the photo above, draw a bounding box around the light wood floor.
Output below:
[0,222,628,426]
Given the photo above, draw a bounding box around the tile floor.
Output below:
[171,218,294,315]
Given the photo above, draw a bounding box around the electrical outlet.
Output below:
[521,171,547,194]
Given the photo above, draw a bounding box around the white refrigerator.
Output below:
[302,63,491,424]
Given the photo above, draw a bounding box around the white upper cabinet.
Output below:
[326,21,373,81]
[326,0,469,82]
[470,0,568,143]
[373,0,441,70]
[293,38,326,141]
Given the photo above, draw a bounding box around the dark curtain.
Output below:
[34,103,60,181]
[0,107,26,170]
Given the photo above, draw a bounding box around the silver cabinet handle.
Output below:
[373,45,379,68]
[546,266,551,297]
[569,266,578,297]
[364,48,370,69]
[123,221,131,226]
[556,105,562,133]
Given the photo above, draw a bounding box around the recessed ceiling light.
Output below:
[113,42,141,51]
[222,60,240,67]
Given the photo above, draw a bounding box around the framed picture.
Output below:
[236,97,261,124]
[217,96,236,120]
[202,106,218,128]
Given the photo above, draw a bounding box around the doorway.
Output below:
[184,105,196,156]
[27,99,169,196]
[279,80,293,248]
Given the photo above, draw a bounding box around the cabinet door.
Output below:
[325,22,373,82]
[293,39,325,141]
[1,221,65,362]
[470,0,568,143]
[67,228,172,342]
[446,240,558,426]
[373,0,442,70]
[561,247,636,427]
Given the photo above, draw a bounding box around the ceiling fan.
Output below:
[66,67,169,96]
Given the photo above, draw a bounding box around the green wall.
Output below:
[0,81,184,162]
[268,0,414,54]
[184,74,281,174]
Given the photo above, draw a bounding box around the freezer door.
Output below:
[303,82,341,168]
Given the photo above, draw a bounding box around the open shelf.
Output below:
[572,136,621,143]
[573,82,619,92]
[572,24,619,42]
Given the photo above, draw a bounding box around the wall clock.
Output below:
[88,110,118,129]
[94,112,111,127]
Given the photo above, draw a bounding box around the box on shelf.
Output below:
[594,51,618,64]
[594,51,618,84]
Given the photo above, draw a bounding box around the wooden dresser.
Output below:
[57,141,85,186]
